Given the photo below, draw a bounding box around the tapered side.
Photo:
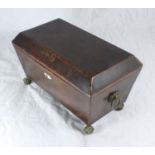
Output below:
[89,65,142,125]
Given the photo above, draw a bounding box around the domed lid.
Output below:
[13,18,142,95]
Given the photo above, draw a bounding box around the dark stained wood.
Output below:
[12,18,142,126]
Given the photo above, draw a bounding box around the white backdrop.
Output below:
[0,9,155,146]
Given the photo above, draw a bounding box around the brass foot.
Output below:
[23,77,32,85]
[84,125,94,134]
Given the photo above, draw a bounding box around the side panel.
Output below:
[90,68,142,124]
[14,45,91,125]
[92,56,142,94]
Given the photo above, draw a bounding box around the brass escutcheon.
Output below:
[44,72,52,80]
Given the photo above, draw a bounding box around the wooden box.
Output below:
[12,19,142,134]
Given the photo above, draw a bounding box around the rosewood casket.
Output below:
[12,19,142,134]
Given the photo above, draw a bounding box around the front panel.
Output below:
[14,45,91,125]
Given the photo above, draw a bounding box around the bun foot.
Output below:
[84,125,94,134]
[23,77,32,85]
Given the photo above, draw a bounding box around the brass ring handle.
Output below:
[111,97,121,109]
[107,91,121,109]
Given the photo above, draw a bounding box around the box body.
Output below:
[12,19,142,125]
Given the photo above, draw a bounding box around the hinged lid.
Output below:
[13,18,142,96]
